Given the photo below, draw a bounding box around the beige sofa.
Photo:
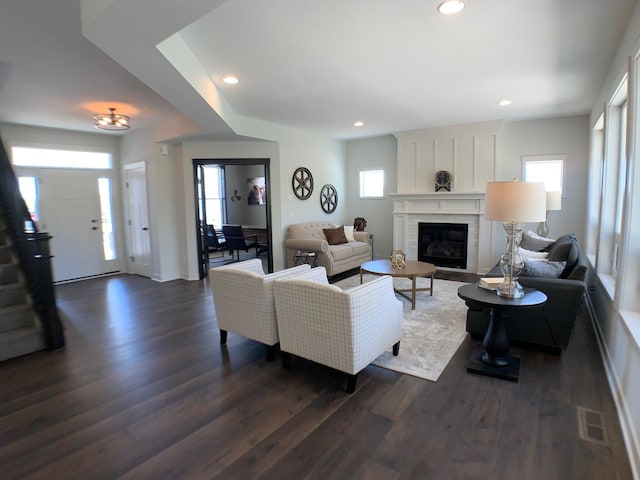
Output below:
[284,221,372,276]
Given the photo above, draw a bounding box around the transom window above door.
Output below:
[11,146,112,169]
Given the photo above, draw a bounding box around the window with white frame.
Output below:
[584,36,640,334]
[17,176,39,222]
[586,114,604,264]
[522,154,565,194]
[359,169,384,198]
[203,165,226,228]
[612,102,628,276]
[596,75,627,294]
[11,146,112,169]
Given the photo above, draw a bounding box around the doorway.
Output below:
[36,170,120,282]
[193,158,272,279]
[12,146,122,282]
[125,162,152,278]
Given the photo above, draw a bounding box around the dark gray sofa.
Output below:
[464,233,588,353]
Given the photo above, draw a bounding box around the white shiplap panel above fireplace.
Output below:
[391,122,502,274]
[393,121,501,194]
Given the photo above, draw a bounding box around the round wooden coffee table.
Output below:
[360,259,436,310]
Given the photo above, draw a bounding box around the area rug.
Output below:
[333,274,470,382]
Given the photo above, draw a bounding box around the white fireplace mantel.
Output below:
[390,192,485,214]
[390,192,485,199]
[390,191,495,273]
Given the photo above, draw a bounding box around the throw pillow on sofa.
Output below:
[323,226,349,245]
[546,233,579,277]
[521,230,555,251]
[343,225,356,242]
[518,247,549,260]
[522,259,566,277]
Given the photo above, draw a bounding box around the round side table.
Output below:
[458,283,547,382]
[294,251,317,267]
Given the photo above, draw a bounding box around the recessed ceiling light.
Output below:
[437,0,465,15]
[353,121,364,127]
[498,99,512,106]
[222,75,239,85]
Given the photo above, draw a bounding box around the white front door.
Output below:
[38,170,105,282]
[125,164,152,277]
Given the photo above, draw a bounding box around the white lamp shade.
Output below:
[546,191,562,211]
[484,181,546,222]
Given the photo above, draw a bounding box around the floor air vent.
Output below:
[577,406,608,445]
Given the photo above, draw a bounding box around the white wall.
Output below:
[394,121,500,194]
[178,133,345,278]
[277,133,347,229]
[499,115,590,245]
[120,127,181,282]
[496,115,590,264]
[587,1,640,475]
[345,135,397,259]
[1,123,120,155]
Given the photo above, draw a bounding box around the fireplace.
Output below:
[418,222,468,269]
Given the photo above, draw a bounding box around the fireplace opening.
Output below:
[418,222,468,269]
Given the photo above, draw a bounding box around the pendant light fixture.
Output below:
[93,107,130,131]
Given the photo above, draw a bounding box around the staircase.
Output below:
[0,221,46,361]
[0,134,64,362]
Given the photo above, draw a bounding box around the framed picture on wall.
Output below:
[248,176,266,205]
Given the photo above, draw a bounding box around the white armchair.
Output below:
[209,259,311,360]
[274,267,403,393]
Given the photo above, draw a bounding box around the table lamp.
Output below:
[536,190,562,237]
[485,180,546,298]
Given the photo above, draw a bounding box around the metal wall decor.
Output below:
[292,167,313,199]
[320,184,338,213]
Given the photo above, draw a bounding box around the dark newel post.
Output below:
[27,232,65,350]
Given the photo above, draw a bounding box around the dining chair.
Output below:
[222,224,260,261]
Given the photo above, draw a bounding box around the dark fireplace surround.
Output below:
[418,222,468,269]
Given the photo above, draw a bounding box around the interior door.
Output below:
[38,170,104,282]
[195,164,209,279]
[126,164,152,277]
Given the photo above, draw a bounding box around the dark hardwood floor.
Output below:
[0,273,632,479]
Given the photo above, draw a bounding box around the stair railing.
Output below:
[0,137,65,351]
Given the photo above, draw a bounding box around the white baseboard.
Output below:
[585,295,640,480]
[152,272,182,282]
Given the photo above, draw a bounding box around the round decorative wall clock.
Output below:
[320,184,338,214]
[292,167,313,200]
[434,170,453,192]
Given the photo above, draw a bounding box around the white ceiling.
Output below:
[0,0,637,140]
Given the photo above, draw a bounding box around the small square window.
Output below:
[522,155,565,194]
[359,169,384,198]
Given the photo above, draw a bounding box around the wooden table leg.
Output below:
[467,305,519,382]
[360,269,363,284]
[411,275,416,310]
[430,273,434,296]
